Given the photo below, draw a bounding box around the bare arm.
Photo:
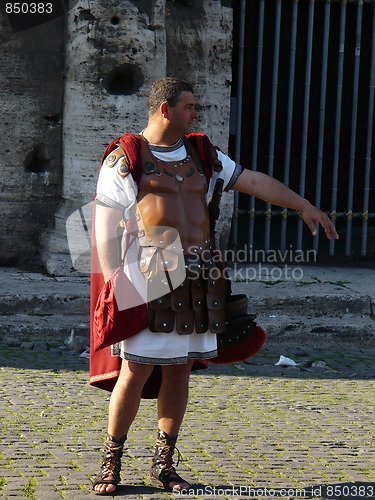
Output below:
[95,203,124,282]
[233,169,339,240]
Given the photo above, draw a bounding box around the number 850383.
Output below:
[5,3,53,14]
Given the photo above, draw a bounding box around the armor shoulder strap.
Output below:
[117,133,144,185]
[184,137,206,177]
[99,133,144,184]
[185,133,216,183]
[102,143,125,165]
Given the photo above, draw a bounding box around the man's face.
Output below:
[167,91,199,135]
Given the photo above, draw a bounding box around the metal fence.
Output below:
[230,0,375,262]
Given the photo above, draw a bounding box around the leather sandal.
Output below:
[150,429,190,493]
[92,434,126,495]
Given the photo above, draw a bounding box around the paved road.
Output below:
[1,338,375,499]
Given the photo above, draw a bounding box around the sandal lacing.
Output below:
[92,434,126,495]
[150,429,189,492]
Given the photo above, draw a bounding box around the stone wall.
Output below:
[0,0,234,274]
[0,13,65,267]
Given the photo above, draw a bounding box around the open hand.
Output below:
[301,202,339,240]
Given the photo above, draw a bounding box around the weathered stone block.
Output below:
[0,0,234,272]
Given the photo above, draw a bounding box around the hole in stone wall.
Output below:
[111,16,120,25]
[24,145,50,173]
[103,64,144,96]
[76,8,96,21]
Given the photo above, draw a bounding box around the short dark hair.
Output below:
[147,77,194,115]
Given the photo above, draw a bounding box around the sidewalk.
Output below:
[0,265,375,499]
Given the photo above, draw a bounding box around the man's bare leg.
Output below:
[154,360,194,492]
[94,360,154,494]
[158,361,193,435]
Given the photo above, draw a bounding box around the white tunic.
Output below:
[96,137,238,365]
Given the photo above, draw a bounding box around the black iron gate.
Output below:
[230,0,375,263]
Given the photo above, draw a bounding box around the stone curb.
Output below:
[1,266,374,313]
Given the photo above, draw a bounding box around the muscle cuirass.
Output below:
[136,137,212,253]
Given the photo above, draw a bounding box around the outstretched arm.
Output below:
[233,169,339,241]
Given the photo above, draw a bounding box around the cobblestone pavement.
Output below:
[1,339,375,500]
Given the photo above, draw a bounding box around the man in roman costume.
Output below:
[90,78,339,495]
